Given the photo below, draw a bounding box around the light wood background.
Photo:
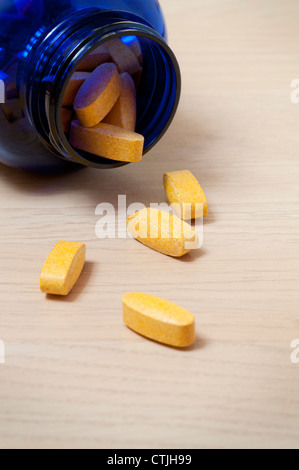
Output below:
[1,0,299,449]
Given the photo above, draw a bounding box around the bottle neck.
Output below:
[22,9,181,168]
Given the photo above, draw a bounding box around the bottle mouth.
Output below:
[27,11,181,168]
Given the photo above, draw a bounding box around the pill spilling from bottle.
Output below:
[62,38,144,163]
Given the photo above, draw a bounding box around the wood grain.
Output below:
[1,0,299,449]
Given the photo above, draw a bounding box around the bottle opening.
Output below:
[55,32,180,168]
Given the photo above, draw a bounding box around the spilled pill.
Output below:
[40,241,86,296]
[104,72,137,131]
[164,170,208,220]
[127,208,199,257]
[74,63,121,128]
[70,120,144,162]
[123,292,196,348]
[105,38,141,75]
[62,72,90,107]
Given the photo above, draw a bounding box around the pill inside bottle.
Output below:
[0,4,181,172]
[59,35,180,167]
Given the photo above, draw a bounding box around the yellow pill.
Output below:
[40,241,86,296]
[164,170,208,220]
[76,45,111,72]
[62,72,90,107]
[127,208,199,257]
[105,38,141,75]
[123,292,196,348]
[70,120,144,162]
[74,63,121,128]
[103,73,137,131]
[127,37,143,65]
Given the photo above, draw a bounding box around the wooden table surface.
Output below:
[1,0,299,449]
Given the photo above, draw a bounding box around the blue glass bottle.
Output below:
[0,0,181,172]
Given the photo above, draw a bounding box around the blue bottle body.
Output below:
[0,1,180,172]
[0,1,166,47]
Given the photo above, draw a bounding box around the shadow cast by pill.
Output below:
[203,211,216,225]
[179,336,208,352]
[0,108,216,199]
[45,261,95,303]
[176,248,207,263]
[161,335,208,352]
[0,160,86,193]
[126,327,208,352]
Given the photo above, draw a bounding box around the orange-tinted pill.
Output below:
[62,72,90,107]
[123,292,196,348]
[74,63,121,128]
[70,120,144,162]
[105,38,141,75]
[76,45,111,72]
[104,73,137,131]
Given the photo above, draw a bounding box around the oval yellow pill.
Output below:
[62,71,90,107]
[40,241,86,296]
[70,121,144,162]
[164,170,208,220]
[74,63,121,128]
[103,73,137,131]
[127,37,143,66]
[76,45,111,72]
[123,292,196,348]
[127,208,199,257]
[105,38,141,75]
